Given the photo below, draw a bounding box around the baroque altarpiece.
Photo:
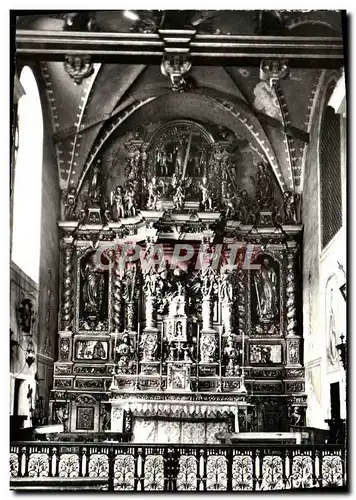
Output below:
[51,120,305,443]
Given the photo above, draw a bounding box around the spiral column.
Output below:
[61,240,74,331]
[286,248,298,337]
[112,251,123,333]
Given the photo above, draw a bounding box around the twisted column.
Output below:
[237,268,246,337]
[61,242,74,331]
[286,249,298,337]
[112,253,123,333]
[126,301,136,331]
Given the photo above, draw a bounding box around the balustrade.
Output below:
[10,441,346,491]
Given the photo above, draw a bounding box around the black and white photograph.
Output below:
[8,8,348,492]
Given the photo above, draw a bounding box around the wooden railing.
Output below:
[10,441,347,491]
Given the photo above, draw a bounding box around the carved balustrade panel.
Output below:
[10,442,346,491]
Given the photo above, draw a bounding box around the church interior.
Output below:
[10,10,347,491]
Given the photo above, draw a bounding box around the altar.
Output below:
[50,119,306,439]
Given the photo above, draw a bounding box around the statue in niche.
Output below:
[100,405,111,432]
[111,185,125,220]
[199,176,213,211]
[283,191,299,224]
[224,336,240,376]
[92,341,106,360]
[156,147,171,176]
[174,138,187,177]
[87,160,102,206]
[81,258,105,317]
[251,162,274,208]
[254,258,278,322]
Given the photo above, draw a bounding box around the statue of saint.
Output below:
[111,185,125,220]
[224,336,239,376]
[87,161,102,206]
[254,163,274,207]
[173,181,185,211]
[283,191,299,224]
[174,139,186,177]
[220,269,234,303]
[82,259,105,317]
[146,176,161,210]
[199,177,213,211]
[125,187,137,217]
[254,258,278,322]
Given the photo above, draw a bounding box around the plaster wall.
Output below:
[302,72,346,429]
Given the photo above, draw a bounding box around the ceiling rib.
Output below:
[16,30,344,68]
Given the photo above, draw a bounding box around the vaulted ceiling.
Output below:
[14,10,344,214]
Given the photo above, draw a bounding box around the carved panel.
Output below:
[75,379,105,390]
[76,406,95,430]
[54,364,72,375]
[249,344,282,364]
[75,340,108,360]
[285,381,305,393]
[54,378,72,389]
[59,338,70,361]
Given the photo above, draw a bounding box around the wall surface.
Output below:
[302,71,346,429]
[10,262,39,427]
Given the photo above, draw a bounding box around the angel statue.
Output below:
[111,185,125,220]
[199,176,213,211]
[254,257,278,322]
[81,259,105,317]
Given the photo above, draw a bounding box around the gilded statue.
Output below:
[81,259,105,317]
[254,257,278,322]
